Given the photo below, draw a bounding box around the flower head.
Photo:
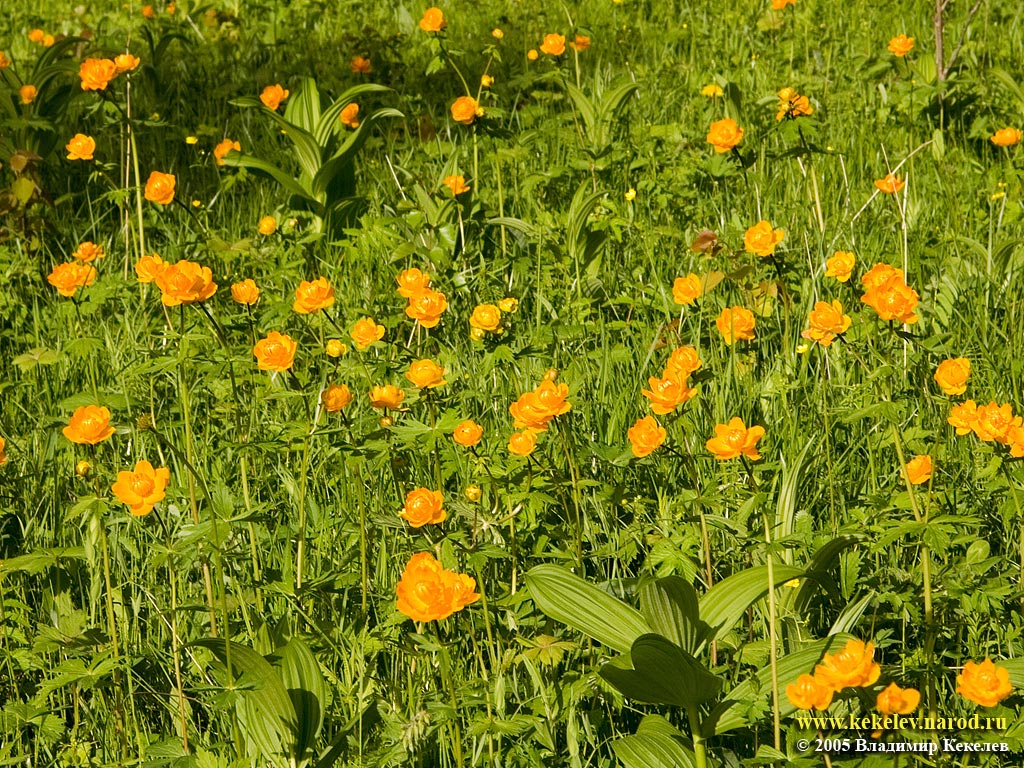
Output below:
[510,381,571,432]
[972,402,1021,444]
[956,660,1012,708]
[814,639,881,691]
[63,405,116,445]
[715,306,756,345]
[801,300,851,347]
[352,317,386,350]
[470,304,502,333]
[114,53,140,73]
[155,260,217,306]
[405,288,448,328]
[400,488,446,527]
[775,87,813,120]
[991,128,1022,148]
[397,268,431,298]
[72,241,105,263]
[134,254,165,283]
[340,102,360,129]
[47,262,97,297]
[874,173,905,195]
[642,376,697,415]
[888,34,914,57]
[540,33,566,56]
[934,358,970,396]
[111,460,170,516]
[786,674,834,711]
[326,339,347,358]
[231,279,260,306]
[260,84,289,110]
[672,274,702,306]
[744,220,785,257]
[351,56,372,74]
[860,269,919,324]
[451,96,480,125]
[443,174,470,195]
[948,401,978,435]
[904,455,933,485]
[396,552,479,622]
[826,251,855,283]
[369,384,405,410]
[707,118,744,153]
[666,346,702,380]
[405,359,447,389]
[253,333,297,372]
[66,133,96,161]
[701,83,724,98]
[79,58,118,91]
[293,277,335,314]
[258,216,277,235]
[213,138,240,165]
[145,171,176,205]
[876,683,921,716]
[19,85,37,105]
[706,417,765,461]
[628,415,666,458]
[453,420,483,447]
[570,35,591,51]
[322,384,353,412]
[508,430,537,456]
[419,7,445,32]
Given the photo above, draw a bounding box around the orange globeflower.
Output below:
[352,317,386,350]
[293,277,335,314]
[63,405,116,445]
[396,268,431,298]
[934,358,970,395]
[775,87,813,120]
[231,279,260,306]
[79,58,118,91]
[134,254,165,283]
[948,401,978,435]
[0,436,6,465]
[508,430,537,456]
[351,56,372,74]
[861,262,902,291]
[707,417,765,461]
[716,306,756,345]
[155,260,216,306]
[744,220,785,257]
[47,262,97,297]
[904,455,933,485]
[400,488,446,527]
[540,33,566,56]
[0,51,10,69]
[28,29,45,43]
[666,346,702,380]
[113,53,140,73]
[451,95,480,125]
[258,216,277,235]
[111,460,170,516]
[253,331,297,372]
[260,84,289,110]
[142,5,155,18]
[442,174,470,195]
[628,415,667,458]
[642,376,696,415]
[876,683,921,716]
[815,639,881,692]
[406,288,448,328]
[991,128,1022,147]
[772,0,797,8]
[888,34,914,57]
[66,133,96,161]
[19,85,38,104]
[340,102,360,128]
[145,171,176,205]
[396,551,479,622]
[785,674,834,711]
[470,304,502,333]
[801,300,851,347]
[570,34,591,51]
[405,359,447,388]
[527,49,539,61]
[972,402,1021,444]
[213,138,240,165]
[369,385,405,410]
[825,251,855,283]
[453,420,483,447]
[956,660,1013,708]
[321,383,353,412]
[861,272,919,324]
[672,274,702,306]
[419,7,445,32]
[72,241,105,263]
[874,173,905,195]
[707,118,744,153]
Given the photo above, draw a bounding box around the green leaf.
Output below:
[789,535,865,615]
[12,347,60,372]
[315,83,395,146]
[285,77,322,134]
[639,577,709,654]
[0,547,86,575]
[277,638,327,762]
[698,564,803,647]
[600,634,722,706]
[612,715,697,768]
[525,564,652,654]
[219,152,317,207]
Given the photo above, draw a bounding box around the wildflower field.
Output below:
[2,0,1024,765]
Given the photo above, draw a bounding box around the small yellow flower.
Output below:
[326,339,347,358]
[497,297,519,313]
[492,28,504,40]
[701,83,723,98]
[186,136,198,144]
[481,74,494,88]
[625,187,636,201]
[527,49,539,61]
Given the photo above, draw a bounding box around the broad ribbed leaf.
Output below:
[277,638,327,762]
[639,577,709,654]
[613,715,697,768]
[525,564,651,653]
[285,77,322,134]
[698,564,803,647]
[311,108,403,198]
[600,634,721,706]
[218,152,315,204]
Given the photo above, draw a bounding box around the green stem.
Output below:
[686,704,708,768]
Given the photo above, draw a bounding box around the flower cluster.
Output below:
[948,401,1024,456]
[786,639,881,711]
[396,552,479,623]
[396,268,448,328]
[860,263,919,324]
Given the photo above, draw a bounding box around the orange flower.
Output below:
[113,53,140,73]
[904,455,933,485]
[972,402,1021,444]
[396,551,479,622]
[253,332,297,372]
[860,268,918,324]
[442,174,470,195]
[350,56,372,74]
[0,51,10,69]
[706,417,765,461]
[744,220,785,257]
[340,102,360,128]
[628,415,666,458]
[948,400,978,435]
[111,460,170,516]
[814,639,881,692]
[861,262,902,291]
[666,346,702,380]
[509,381,571,431]
[540,33,566,56]
[213,138,240,166]
[66,133,96,161]
[1010,426,1024,459]
[369,384,405,410]
[956,660,1013,708]
[715,306,756,345]
[642,376,697,415]
[451,95,480,125]
[801,300,851,347]
[47,262,97,297]
[63,405,116,445]
[258,216,277,235]
[326,339,347,358]
[825,251,855,283]
[260,84,289,110]
[142,5,155,18]
[79,58,118,91]
[453,420,483,447]
[19,85,37,105]
[322,383,353,412]
[570,34,591,51]
[771,0,797,8]
[706,118,744,153]
[352,317,386,350]
[470,304,502,332]
[155,260,217,306]
[419,7,445,32]
[874,173,905,194]
[28,29,45,43]
[876,683,921,716]
[785,674,834,711]
[991,128,1022,148]
[400,488,446,527]
[672,274,702,306]
[293,277,335,314]
[527,49,539,61]
[887,34,915,57]
[72,241,105,263]
[934,358,970,395]
[405,359,447,388]
[144,171,176,205]
[405,288,448,328]
[231,279,260,306]
[396,268,431,298]
[134,254,166,283]
[775,87,813,120]
[508,430,537,456]
[0,436,6,466]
